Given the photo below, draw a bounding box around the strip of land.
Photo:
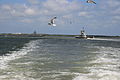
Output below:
[0,33,120,38]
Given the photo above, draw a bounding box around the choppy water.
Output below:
[0,37,120,80]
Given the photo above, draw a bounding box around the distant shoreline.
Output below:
[0,33,120,38]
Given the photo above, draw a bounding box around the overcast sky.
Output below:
[0,0,120,35]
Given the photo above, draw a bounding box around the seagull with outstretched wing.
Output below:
[86,0,96,4]
[48,17,57,27]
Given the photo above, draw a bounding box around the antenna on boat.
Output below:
[82,27,85,31]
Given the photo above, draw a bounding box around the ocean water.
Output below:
[0,37,120,80]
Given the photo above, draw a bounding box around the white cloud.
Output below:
[78,12,88,17]
[1,5,11,10]
[20,19,33,23]
[107,0,120,7]
[0,0,81,18]
[100,0,120,10]
[42,0,80,15]
[24,8,36,15]
[62,14,73,19]
[113,16,120,20]
[27,0,40,4]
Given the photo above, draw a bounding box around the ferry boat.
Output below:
[75,27,88,39]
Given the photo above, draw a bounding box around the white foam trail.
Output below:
[0,40,39,69]
[39,71,80,80]
[73,75,92,80]
[73,46,120,80]
[90,38,120,42]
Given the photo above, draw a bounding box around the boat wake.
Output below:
[89,38,120,42]
[73,46,120,80]
[0,40,39,69]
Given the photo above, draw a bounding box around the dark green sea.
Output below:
[0,37,120,80]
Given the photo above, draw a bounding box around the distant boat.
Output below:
[75,27,93,39]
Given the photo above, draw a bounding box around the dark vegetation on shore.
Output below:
[0,33,120,38]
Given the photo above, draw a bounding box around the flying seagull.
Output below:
[48,17,57,26]
[86,0,96,4]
